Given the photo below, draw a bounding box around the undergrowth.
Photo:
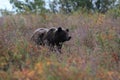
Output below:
[0,12,120,80]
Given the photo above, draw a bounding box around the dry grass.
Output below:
[0,13,120,80]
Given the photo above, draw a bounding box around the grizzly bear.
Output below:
[31,27,71,52]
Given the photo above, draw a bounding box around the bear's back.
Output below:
[33,28,49,34]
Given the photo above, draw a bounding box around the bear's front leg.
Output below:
[56,43,63,53]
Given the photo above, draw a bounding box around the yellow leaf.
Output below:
[34,62,43,74]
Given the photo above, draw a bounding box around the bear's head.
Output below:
[54,27,71,43]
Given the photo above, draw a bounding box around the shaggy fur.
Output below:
[31,27,71,52]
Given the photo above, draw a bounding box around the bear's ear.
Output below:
[66,29,69,32]
[58,27,62,32]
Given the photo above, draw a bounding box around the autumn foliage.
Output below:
[0,13,120,80]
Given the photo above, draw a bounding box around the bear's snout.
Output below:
[67,36,71,41]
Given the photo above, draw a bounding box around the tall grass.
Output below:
[0,12,120,80]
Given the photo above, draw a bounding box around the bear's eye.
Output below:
[66,29,69,32]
